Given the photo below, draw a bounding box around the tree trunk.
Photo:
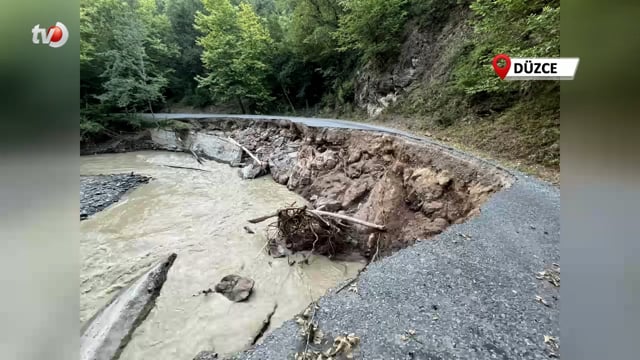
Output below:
[237,96,246,114]
[280,83,296,114]
[148,100,159,128]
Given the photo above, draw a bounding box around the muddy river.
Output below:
[80,151,364,359]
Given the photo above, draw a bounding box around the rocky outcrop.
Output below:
[354,10,471,117]
[83,118,511,257]
[150,129,243,165]
[81,253,177,360]
[214,275,255,302]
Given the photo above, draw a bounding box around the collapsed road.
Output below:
[81,114,559,360]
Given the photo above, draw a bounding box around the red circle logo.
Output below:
[47,26,63,43]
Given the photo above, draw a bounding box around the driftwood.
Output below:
[228,137,264,166]
[190,149,205,165]
[248,208,385,231]
[249,206,385,257]
[162,165,211,172]
[310,209,386,231]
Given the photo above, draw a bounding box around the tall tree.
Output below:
[165,0,205,102]
[96,8,169,114]
[195,0,273,113]
[335,0,408,64]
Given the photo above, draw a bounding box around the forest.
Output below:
[80,0,559,178]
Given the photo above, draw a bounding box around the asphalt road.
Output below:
[148,113,560,359]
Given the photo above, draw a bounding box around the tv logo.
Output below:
[32,22,68,48]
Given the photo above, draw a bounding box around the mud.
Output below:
[84,118,512,257]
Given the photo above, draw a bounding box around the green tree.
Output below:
[195,0,273,113]
[80,0,174,140]
[97,8,169,114]
[165,0,205,103]
[335,0,408,64]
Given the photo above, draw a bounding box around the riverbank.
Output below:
[80,116,559,359]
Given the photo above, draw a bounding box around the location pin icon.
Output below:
[492,54,511,80]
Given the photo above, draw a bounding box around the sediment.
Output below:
[80,173,151,220]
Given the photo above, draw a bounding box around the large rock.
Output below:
[150,129,181,150]
[214,275,255,302]
[149,129,243,165]
[81,253,177,360]
[268,151,298,185]
[192,133,242,165]
[239,163,265,180]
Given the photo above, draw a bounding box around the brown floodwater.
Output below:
[80,151,364,359]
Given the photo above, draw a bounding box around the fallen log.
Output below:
[247,208,385,231]
[161,164,211,172]
[228,137,264,166]
[190,149,205,165]
[247,212,278,224]
[309,209,386,231]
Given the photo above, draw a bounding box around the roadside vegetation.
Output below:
[81,0,559,180]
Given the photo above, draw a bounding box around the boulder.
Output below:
[341,181,372,209]
[192,133,243,165]
[239,163,264,179]
[268,151,298,185]
[149,129,243,165]
[214,275,255,302]
[150,129,181,151]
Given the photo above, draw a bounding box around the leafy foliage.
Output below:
[335,0,408,64]
[80,0,560,173]
[195,0,274,113]
[96,11,168,112]
[454,0,560,96]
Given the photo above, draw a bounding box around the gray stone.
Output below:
[81,253,177,360]
[149,129,243,165]
[192,133,243,165]
[239,163,264,179]
[214,275,255,302]
[150,129,181,150]
[268,151,298,185]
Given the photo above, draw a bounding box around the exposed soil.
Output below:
[80,173,151,220]
[81,118,512,257]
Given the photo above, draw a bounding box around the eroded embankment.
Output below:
[82,118,513,258]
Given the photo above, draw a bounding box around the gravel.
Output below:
[80,173,150,220]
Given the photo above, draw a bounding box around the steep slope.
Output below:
[351,5,560,182]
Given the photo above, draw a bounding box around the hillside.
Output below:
[80,0,560,181]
